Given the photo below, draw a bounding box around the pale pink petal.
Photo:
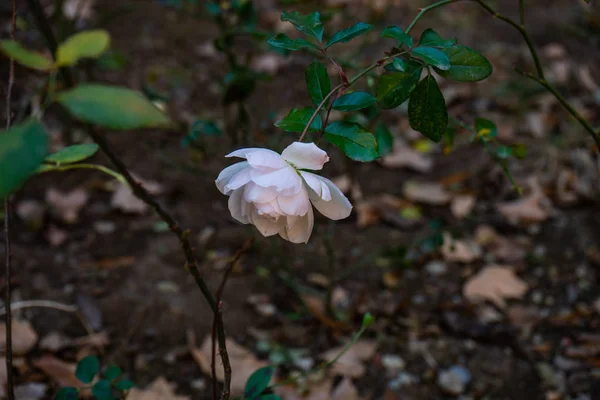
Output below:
[300,171,331,201]
[243,182,279,204]
[255,200,284,218]
[309,175,352,220]
[281,142,329,171]
[250,209,281,237]
[224,167,252,192]
[277,186,310,216]
[227,148,286,169]
[279,207,314,243]
[216,162,249,194]
[228,188,249,224]
[251,166,302,193]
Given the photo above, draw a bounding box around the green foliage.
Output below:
[435,46,493,82]
[362,312,376,328]
[104,365,122,382]
[56,30,110,67]
[376,68,422,109]
[375,122,394,157]
[56,387,79,400]
[418,29,456,48]
[408,75,448,142]
[0,119,48,200]
[0,40,53,71]
[267,33,318,50]
[305,62,331,106]
[91,380,113,400]
[114,379,135,391]
[76,356,99,384]
[275,108,322,133]
[380,26,412,47]
[244,366,275,399]
[45,144,99,165]
[281,11,324,42]
[332,92,375,111]
[325,22,373,48]
[324,121,379,162]
[474,117,497,140]
[411,46,450,70]
[57,84,172,130]
[496,145,512,159]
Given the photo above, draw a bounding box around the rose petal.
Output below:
[216,162,249,194]
[224,167,252,192]
[300,171,332,201]
[250,209,282,237]
[227,148,286,170]
[243,182,279,204]
[277,186,310,216]
[281,142,329,171]
[251,166,302,193]
[308,175,352,220]
[280,207,314,243]
[254,200,284,219]
[228,188,249,224]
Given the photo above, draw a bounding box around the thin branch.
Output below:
[405,0,458,34]
[298,83,345,142]
[4,2,17,399]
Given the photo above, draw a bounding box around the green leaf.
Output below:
[474,117,497,140]
[275,107,322,133]
[512,143,527,159]
[362,312,376,328]
[435,46,493,82]
[92,379,114,400]
[0,40,53,71]
[267,33,318,51]
[408,75,448,142]
[496,145,512,159]
[114,379,135,391]
[376,68,422,109]
[56,387,79,400]
[411,47,450,70]
[324,121,379,162]
[57,84,172,130]
[325,22,373,48]
[281,11,324,42]
[0,119,48,199]
[104,365,122,381]
[332,92,375,111]
[380,26,412,47]
[305,62,331,106]
[76,355,99,384]
[418,29,456,48]
[375,122,394,157]
[56,30,110,67]
[245,366,275,398]
[45,144,99,165]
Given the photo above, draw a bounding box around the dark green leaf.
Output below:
[418,29,456,48]
[325,22,373,48]
[104,365,122,381]
[305,61,331,106]
[474,117,497,140]
[0,119,48,199]
[56,387,79,400]
[512,143,527,159]
[362,312,376,327]
[380,26,412,47]
[496,145,512,159]
[435,46,492,82]
[324,121,379,162]
[0,40,53,71]
[411,47,450,70]
[408,75,448,142]
[45,144,99,165]
[275,107,322,133]
[384,58,421,73]
[92,379,114,400]
[96,50,128,70]
[245,366,275,398]
[57,30,110,67]
[76,355,99,384]
[267,33,318,51]
[375,122,394,156]
[281,11,324,42]
[376,68,422,109]
[57,84,172,130]
[332,92,375,111]
[114,379,135,391]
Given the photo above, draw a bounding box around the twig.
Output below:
[299,83,345,142]
[4,2,17,399]
[211,239,253,400]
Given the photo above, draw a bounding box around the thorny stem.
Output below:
[25,0,233,396]
[4,1,16,399]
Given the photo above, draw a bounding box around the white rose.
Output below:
[215,142,352,243]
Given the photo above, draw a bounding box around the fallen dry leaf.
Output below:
[403,181,451,205]
[275,379,333,400]
[450,194,476,220]
[189,334,268,395]
[556,168,578,205]
[381,140,433,173]
[46,225,69,247]
[497,178,550,224]
[111,177,162,214]
[332,175,351,194]
[127,377,190,400]
[251,54,287,74]
[33,355,79,387]
[356,194,422,228]
[475,225,527,263]
[45,188,89,224]
[463,265,529,308]
[442,233,482,263]
[0,319,38,355]
[578,65,599,92]
[62,0,96,21]
[321,340,377,378]
[331,378,360,400]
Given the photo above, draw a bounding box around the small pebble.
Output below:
[425,261,448,275]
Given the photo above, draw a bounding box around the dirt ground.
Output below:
[2,0,600,399]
